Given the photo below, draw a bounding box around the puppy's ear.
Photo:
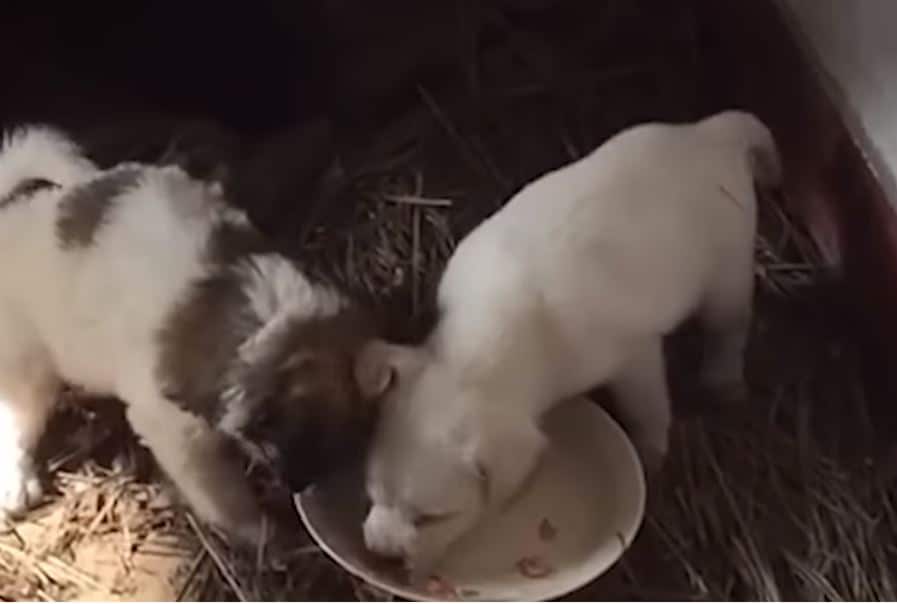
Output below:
[463,417,546,507]
[354,340,423,399]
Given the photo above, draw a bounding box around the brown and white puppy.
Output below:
[158,273,389,492]
[0,125,392,545]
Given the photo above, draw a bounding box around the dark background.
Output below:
[0,1,702,231]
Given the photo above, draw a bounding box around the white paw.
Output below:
[0,455,43,517]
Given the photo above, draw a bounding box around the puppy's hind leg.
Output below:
[698,252,754,405]
[124,393,265,546]
[0,350,60,517]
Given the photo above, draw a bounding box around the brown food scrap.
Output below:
[538,517,557,542]
[425,575,459,599]
[517,555,554,578]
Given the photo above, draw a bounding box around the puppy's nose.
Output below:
[363,507,415,560]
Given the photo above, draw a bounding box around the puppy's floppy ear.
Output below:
[462,416,547,507]
[354,339,423,399]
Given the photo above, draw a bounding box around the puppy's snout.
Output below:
[363,506,417,560]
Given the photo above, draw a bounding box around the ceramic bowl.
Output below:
[295,397,645,601]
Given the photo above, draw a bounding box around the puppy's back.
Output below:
[441,113,773,336]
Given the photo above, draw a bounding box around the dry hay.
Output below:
[302,169,457,322]
[2,1,896,601]
[0,400,190,602]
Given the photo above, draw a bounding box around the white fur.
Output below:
[0,127,339,541]
[363,111,781,572]
[238,254,346,323]
[0,125,97,188]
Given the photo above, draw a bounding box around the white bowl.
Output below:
[295,397,646,601]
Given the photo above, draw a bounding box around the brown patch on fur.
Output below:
[0,178,59,209]
[234,308,380,490]
[56,166,142,248]
[155,214,306,419]
[155,267,258,419]
[154,209,290,414]
[267,310,378,422]
[156,214,382,490]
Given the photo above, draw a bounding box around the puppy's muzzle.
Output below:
[363,506,417,560]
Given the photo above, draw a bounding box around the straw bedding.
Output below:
[3,1,895,600]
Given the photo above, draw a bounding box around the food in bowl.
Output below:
[295,397,646,601]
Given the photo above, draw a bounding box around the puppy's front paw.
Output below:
[0,454,43,518]
[233,515,267,548]
[208,510,265,549]
[188,479,266,548]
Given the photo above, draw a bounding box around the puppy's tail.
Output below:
[0,125,97,197]
[698,110,783,189]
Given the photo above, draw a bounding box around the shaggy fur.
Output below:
[0,126,393,545]
[362,111,782,574]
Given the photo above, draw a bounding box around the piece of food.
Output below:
[538,517,557,542]
[458,587,481,599]
[517,555,554,578]
[425,575,459,599]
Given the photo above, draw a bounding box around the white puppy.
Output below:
[0,126,393,544]
[363,111,782,572]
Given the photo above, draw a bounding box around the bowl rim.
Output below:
[295,397,647,601]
